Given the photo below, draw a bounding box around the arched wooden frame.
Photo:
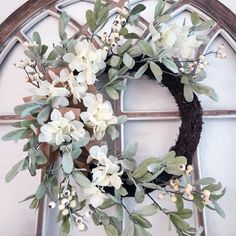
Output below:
[0,1,235,236]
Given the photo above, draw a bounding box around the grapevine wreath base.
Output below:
[2,1,226,236]
[102,61,203,197]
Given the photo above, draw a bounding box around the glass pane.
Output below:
[0,124,39,236]
[122,78,178,112]
[198,119,236,236]
[0,43,31,114]
[200,35,236,110]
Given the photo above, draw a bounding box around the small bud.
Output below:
[187,194,194,201]
[179,164,186,171]
[58,204,65,211]
[199,55,205,61]
[48,201,56,209]
[179,67,185,72]
[76,217,83,224]
[158,193,164,199]
[61,198,69,205]
[69,200,77,208]
[187,165,193,171]
[219,44,224,49]
[61,208,69,216]
[64,190,71,197]
[170,195,177,203]
[77,223,85,231]
[203,189,211,198]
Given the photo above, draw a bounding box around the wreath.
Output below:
[2,1,226,236]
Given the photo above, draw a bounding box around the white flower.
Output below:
[83,184,107,208]
[89,145,123,189]
[63,39,107,85]
[149,23,201,60]
[33,70,70,99]
[80,93,117,140]
[38,109,87,146]
[57,68,88,103]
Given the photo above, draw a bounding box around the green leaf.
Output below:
[37,106,51,124]
[121,223,134,236]
[32,31,41,45]
[24,50,36,60]
[131,214,152,228]
[124,33,140,39]
[184,85,194,102]
[105,86,119,100]
[21,104,41,117]
[72,171,91,187]
[62,153,74,174]
[195,70,207,81]
[134,63,148,79]
[5,159,26,182]
[2,129,27,142]
[134,204,158,216]
[170,213,190,231]
[175,194,184,211]
[34,148,48,165]
[118,40,132,55]
[86,9,96,31]
[30,198,40,209]
[123,53,135,68]
[117,115,128,124]
[202,182,222,192]
[194,177,216,186]
[162,57,178,73]
[130,4,146,15]
[59,11,69,40]
[212,201,225,218]
[47,49,58,61]
[110,55,121,67]
[135,188,145,203]
[154,0,166,20]
[156,14,171,23]
[191,12,200,25]
[122,143,138,160]
[99,198,116,209]
[194,20,215,31]
[107,126,119,140]
[149,61,163,82]
[60,217,70,236]
[71,147,82,159]
[193,193,204,212]
[94,0,102,19]
[134,224,152,236]
[138,40,154,57]
[175,209,193,219]
[96,6,109,26]
[104,224,118,236]
[211,187,226,201]
[19,194,36,203]
[35,181,47,199]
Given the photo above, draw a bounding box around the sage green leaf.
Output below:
[156,14,171,23]
[86,10,96,31]
[121,223,134,236]
[72,171,91,187]
[116,186,128,197]
[119,27,128,36]
[184,85,194,102]
[2,129,27,142]
[60,217,70,236]
[162,57,178,73]
[37,106,51,124]
[191,12,200,25]
[194,20,215,31]
[120,159,136,171]
[154,0,165,19]
[21,104,41,117]
[122,143,138,159]
[202,182,222,192]
[170,213,190,231]
[40,45,48,56]
[118,40,132,55]
[99,198,116,209]
[117,115,128,124]
[107,126,119,140]
[211,187,226,201]
[105,86,119,100]
[175,209,193,219]
[130,4,146,16]
[30,198,40,209]
[134,204,158,216]
[47,49,58,61]
[129,45,142,57]
[133,158,158,179]
[124,33,140,39]
[71,148,82,159]
[134,63,148,79]
[110,55,121,67]
[96,6,109,26]
[62,152,74,174]
[14,103,32,115]
[34,148,48,165]
[138,40,154,57]
[104,224,118,236]
[131,214,152,228]
[5,159,26,182]
[134,224,152,236]
[24,50,36,60]
[58,11,69,40]
[123,53,135,68]
[193,193,204,212]
[19,194,36,203]
[94,0,102,18]
[135,189,145,203]
[32,31,41,45]
[212,201,225,219]
[194,177,216,186]
[35,181,47,199]
[175,194,184,211]
[195,70,207,82]
[149,61,163,82]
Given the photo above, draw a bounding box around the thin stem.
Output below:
[121,200,132,217]
[146,193,163,211]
